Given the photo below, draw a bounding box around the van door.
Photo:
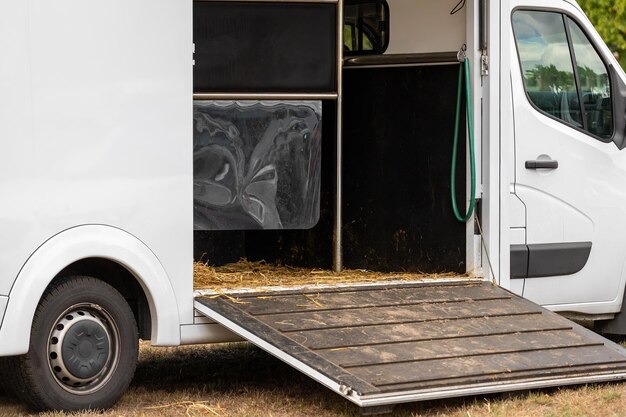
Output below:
[510,1,626,309]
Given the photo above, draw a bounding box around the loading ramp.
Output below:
[194,281,626,411]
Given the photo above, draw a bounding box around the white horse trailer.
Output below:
[2,0,626,413]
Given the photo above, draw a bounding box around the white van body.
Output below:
[0,0,193,355]
[507,0,626,314]
[1,0,626,411]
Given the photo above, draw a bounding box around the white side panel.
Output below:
[510,0,626,309]
[0,4,31,222]
[480,0,506,286]
[0,296,7,328]
[0,1,193,324]
[465,0,481,275]
[386,0,466,54]
[499,19,515,291]
[508,279,524,296]
[516,186,594,244]
[509,193,526,229]
[180,323,242,345]
[0,1,33,292]
[510,228,526,245]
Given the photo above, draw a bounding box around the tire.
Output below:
[2,275,138,411]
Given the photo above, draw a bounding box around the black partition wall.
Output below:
[341,64,466,273]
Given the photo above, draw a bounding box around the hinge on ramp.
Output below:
[338,384,353,396]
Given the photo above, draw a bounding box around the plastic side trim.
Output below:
[510,242,592,279]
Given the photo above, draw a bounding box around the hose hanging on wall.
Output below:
[450,52,477,222]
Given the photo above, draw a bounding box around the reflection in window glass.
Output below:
[344,1,388,55]
[193,101,322,231]
[344,23,374,51]
[567,18,613,139]
[344,24,355,51]
[513,11,582,128]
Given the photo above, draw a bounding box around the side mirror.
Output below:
[610,64,626,149]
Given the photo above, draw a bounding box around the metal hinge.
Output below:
[457,44,467,62]
[481,52,489,76]
[338,384,354,396]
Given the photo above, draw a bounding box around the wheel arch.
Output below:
[0,225,181,356]
[55,258,153,340]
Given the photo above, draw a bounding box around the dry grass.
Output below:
[1,341,626,417]
[193,259,468,291]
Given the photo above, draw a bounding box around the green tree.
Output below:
[578,0,626,66]
[525,64,575,93]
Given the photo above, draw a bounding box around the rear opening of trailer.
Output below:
[192,0,473,277]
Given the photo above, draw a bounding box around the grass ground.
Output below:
[1,341,626,417]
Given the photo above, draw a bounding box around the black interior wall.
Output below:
[194,64,466,273]
[342,64,466,273]
[194,101,336,268]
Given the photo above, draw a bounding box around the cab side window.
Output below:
[567,19,612,138]
[512,10,613,140]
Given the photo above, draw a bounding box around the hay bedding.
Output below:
[194,259,470,291]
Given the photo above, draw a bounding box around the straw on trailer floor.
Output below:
[193,259,472,291]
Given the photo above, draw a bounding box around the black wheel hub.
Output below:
[62,320,110,379]
[48,306,117,393]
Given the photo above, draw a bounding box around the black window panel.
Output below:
[194,2,337,93]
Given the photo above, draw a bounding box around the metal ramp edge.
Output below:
[194,281,626,408]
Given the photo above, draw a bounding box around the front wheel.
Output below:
[2,276,138,411]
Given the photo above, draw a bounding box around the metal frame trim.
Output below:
[193,93,338,101]
[357,371,626,407]
[343,52,459,67]
[193,277,475,297]
[343,62,459,69]
[333,0,344,272]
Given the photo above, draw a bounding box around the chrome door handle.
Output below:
[525,160,558,169]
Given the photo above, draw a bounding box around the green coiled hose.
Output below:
[451,58,476,222]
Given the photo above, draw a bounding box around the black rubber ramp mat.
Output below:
[195,281,626,408]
